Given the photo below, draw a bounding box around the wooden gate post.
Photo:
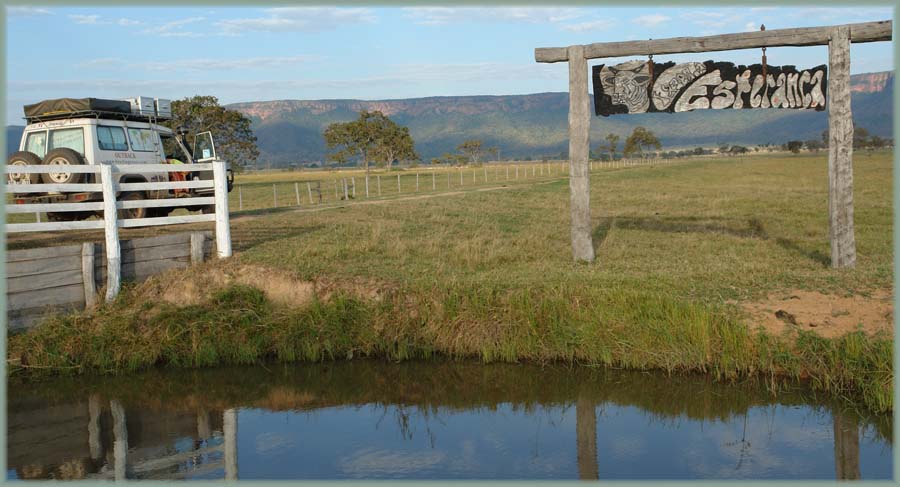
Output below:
[828,25,856,268]
[213,161,233,258]
[99,164,121,302]
[568,45,595,262]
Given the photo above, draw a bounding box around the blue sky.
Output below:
[5,5,894,123]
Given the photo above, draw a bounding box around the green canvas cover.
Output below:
[23,98,132,118]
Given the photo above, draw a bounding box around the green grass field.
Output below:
[9,151,894,412]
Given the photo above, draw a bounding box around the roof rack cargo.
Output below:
[23,97,173,124]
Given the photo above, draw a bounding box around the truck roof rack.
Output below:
[25,110,171,125]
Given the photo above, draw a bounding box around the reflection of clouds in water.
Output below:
[610,435,646,459]
[255,432,295,454]
[338,448,447,477]
[681,405,830,479]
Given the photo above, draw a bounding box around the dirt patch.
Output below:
[742,289,893,338]
[142,261,315,308]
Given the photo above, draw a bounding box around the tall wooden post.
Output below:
[827,26,856,268]
[224,408,238,480]
[833,410,860,480]
[568,45,595,262]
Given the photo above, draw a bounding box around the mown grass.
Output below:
[8,151,894,413]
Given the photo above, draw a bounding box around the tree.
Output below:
[805,139,824,152]
[323,110,416,191]
[623,127,661,158]
[373,124,419,170]
[852,127,870,149]
[596,133,620,161]
[786,140,804,154]
[163,95,259,171]
[719,145,731,155]
[457,139,488,164]
[730,145,749,155]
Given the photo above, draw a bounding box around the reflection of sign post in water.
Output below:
[535,21,892,268]
[576,398,599,480]
[224,409,238,480]
[833,411,860,480]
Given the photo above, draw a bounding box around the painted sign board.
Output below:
[592,60,827,116]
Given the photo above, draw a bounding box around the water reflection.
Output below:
[6,361,893,480]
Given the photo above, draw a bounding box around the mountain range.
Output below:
[6,72,893,166]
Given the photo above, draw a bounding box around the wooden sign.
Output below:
[592,60,827,116]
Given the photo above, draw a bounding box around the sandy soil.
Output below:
[742,289,893,339]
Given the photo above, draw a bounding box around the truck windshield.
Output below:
[192,132,216,161]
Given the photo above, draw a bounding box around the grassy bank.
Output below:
[8,152,894,413]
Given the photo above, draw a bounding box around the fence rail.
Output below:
[5,161,232,303]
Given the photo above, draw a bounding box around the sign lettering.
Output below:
[592,60,827,116]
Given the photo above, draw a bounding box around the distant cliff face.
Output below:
[850,71,893,93]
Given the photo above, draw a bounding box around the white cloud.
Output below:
[632,14,671,27]
[562,19,615,33]
[77,55,319,72]
[142,16,206,37]
[744,21,758,32]
[216,7,376,34]
[7,6,53,16]
[117,18,142,26]
[69,14,107,25]
[403,7,584,26]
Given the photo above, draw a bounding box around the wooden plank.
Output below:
[6,202,104,213]
[568,46,595,262]
[118,180,213,191]
[83,242,97,308]
[7,255,81,278]
[7,303,84,332]
[535,20,892,62]
[7,283,85,311]
[98,244,190,266]
[4,165,98,173]
[5,183,101,193]
[828,26,857,268]
[213,161,232,258]
[7,220,105,233]
[117,197,214,209]
[119,213,214,228]
[122,232,192,249]
[110,163,214,172]
[191,232,205,264]
[97,256,191,282]
[7,269,82,294]
[6,244,83,263]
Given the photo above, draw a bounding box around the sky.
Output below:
[4,5,895,124]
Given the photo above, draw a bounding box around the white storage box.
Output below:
[155,98,172,118]
[125,96,156,116]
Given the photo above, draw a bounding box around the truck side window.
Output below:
[48,128,85,155]
[97,126,128,151]
[127,128,157,152]
[24,131,47,158]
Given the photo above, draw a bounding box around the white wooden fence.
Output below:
[5,161,231,302]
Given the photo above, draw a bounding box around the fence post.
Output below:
[416,172,419,192]
[334,180,339,200]
[213,161,233,258]
[307,182,314,204]
[343,178,349,200]
[273,184,277,207]
[294,182,301,206]
[447,171,451,188]
[99,164,120,303]
[397,173,401,193]
[351,177,356,197]
[81,242,97,308]
[190,232,205,264]
[484,167,488,182]
[459,168,463,185]
[507,166,509,180]
[238,186,243,211]
[432,171,436,190]
[35,212,40,223]
[365,175,370,197]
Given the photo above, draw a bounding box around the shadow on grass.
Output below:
[591,215,829,267]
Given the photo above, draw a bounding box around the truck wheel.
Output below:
[7,151,42,185]
[117,191,148,219]
[47,211,92,222]
[200,204,216,214]
[41,148,85,185]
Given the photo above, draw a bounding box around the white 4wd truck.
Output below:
[7,97,234,221]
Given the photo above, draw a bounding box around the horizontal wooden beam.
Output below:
[535,20,892,63]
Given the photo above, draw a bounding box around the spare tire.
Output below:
[41,148,85,185]
[7,151,42,185]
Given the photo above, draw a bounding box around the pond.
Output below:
[7,361,893,480]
